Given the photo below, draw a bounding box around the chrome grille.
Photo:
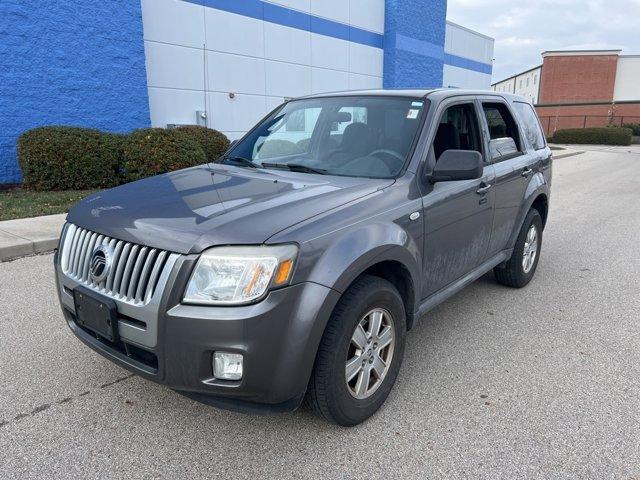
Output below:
[60,224,171,305]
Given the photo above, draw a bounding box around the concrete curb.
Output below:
[554,150,585,159]
[0,214,66,262]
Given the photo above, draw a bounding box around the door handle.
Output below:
[521,167,533,177]
[476,183,492,195]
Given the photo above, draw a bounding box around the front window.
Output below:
[225,96,426,178]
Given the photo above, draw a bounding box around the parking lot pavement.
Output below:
[1,149,640,479]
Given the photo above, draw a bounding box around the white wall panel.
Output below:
[348,73,383,90]
[148,88,205,127]
[312,68,350,94]
[141,0,204,48]
[311,33,349,71]
[349,0,385,34]
[310,0,349,24]
[349,42,383,76]
[264,23,311,65]
[209,93,267,132]
[443,64,491,90]
[204,8,265,57]
[445,22,494,66]
[614,56,640,102]
[207,52,266,95]
[143,0,386,135]
[265,61,312,97]
[145,42,204,91]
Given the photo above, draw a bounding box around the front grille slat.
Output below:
[106,240,124,292]
[119,245,140,296]
[60,225,173,305]
[136,249,157,302]
[72,230,88,276]
[145,250,167,303]
[127,247,148,301]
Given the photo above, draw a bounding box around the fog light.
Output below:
[213,352,243,380]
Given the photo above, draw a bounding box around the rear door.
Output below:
[477,97,536,256]
[420,97,496,297]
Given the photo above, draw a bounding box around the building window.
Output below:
[526,78,530,87]
[534,74,537,85]
[519,79,523,88]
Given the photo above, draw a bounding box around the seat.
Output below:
[433,123,460,159]
[323,122,372,164]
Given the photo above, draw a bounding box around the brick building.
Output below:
[492,50,640,135]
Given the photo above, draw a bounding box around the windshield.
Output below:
[225,96,426,178]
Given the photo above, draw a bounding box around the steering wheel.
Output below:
[369,149,404,162]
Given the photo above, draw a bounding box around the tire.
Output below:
[305,275,406,426]
[494,208,543,288]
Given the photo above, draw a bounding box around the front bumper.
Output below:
[55,251,341,411]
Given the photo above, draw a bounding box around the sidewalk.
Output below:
[0,214,66,261]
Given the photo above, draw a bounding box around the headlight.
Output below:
[183,245,298,305]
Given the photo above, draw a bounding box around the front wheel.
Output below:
[494,208,543,288]
[305,275,406,426]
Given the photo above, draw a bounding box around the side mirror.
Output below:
[428,150,483,183]
[488,137,517,158]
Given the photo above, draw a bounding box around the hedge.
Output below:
[121,128,208,182]
[17,127,123,191]
[176,125,230,162]
[551,127,632,146]
[16,126,232,190]
[622,123,640,136]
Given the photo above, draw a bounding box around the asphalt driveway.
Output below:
[1,149,639,479]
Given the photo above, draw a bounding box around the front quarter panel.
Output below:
[268,176,424,310]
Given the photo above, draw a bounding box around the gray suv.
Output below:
[55,89,551,426]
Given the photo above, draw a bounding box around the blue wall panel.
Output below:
[0,1,150,184]
[384,0,448,89]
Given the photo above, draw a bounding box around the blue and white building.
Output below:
[0,0,494,185]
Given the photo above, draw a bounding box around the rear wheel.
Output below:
[494,208,543,288]
[305,275,406,426]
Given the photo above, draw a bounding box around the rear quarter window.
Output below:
[513,102,546,150]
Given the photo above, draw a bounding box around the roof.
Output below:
[445,20,495,42]
[491,65,542,87]
[296,88,531,102]
[542,49,621,57]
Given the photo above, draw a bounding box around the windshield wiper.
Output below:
[221,156,261,168]
[261,162,327,175]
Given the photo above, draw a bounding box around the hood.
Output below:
[67,164,393,254]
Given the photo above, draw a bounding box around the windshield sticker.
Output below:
[406,108,420,119]
[411,101,424,107]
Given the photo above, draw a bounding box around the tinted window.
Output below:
[513,102,545,150]
[432,103,482,160]
[482,102,521,160]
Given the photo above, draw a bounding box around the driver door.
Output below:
[421,98,496,297]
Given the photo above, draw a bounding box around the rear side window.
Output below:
[513,102,546,150]
[482,102,521,161]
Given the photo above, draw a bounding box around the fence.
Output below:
[538,115,640,136]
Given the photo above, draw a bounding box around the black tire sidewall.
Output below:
[322,278,406,426]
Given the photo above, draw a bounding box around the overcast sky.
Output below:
[447,0,640,82]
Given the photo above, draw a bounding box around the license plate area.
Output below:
[73,286,119,343]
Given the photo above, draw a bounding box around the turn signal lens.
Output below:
[273,259,294,286]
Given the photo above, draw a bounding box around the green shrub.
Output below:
[622,123,640,136]
[175,125,230,162]
[17,127,122,191]
[551,127,632,146]
[121,128,207,182]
